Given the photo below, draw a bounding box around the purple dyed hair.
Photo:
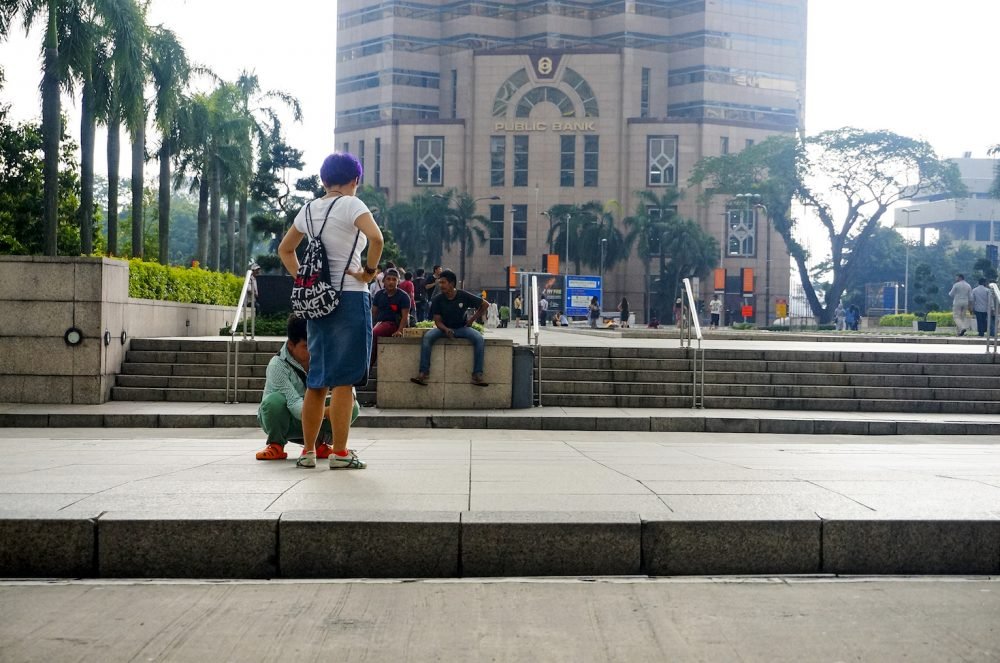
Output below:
[320,152,363,187]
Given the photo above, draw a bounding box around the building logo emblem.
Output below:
[529,54,561,79]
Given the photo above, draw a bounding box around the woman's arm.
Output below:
[348,212,384,283]
[278,226,305,276]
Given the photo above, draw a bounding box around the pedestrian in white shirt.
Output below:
[949,273,973,336]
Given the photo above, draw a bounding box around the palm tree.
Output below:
[624,187,681,321]
[657,217,718,316]
[435,189,491,288]
[544,203,590,274]
[147,25,188,264]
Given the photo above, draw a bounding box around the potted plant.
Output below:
[914,308,938,332]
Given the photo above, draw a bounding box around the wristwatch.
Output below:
[363,265,377,274]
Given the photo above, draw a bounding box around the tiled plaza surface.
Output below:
[3,427,999,519]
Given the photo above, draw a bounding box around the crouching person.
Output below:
[255,316,359,460]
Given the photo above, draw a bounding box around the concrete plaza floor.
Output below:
[2,577,997,662]
[2,426,999,519]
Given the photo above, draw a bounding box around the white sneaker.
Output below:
[329,449,367,470]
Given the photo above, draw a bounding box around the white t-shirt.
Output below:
[293,195,371,293]
[709,299,722,315]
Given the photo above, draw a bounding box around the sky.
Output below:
[0,0,997,190]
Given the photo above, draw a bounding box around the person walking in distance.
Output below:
[709,294,722,329]
[513,293,523,328]
[410,269,491,387]
[949,273,973,336]
[277,152,383,470]
[538,294,549,326]
[972,278,991,337]
[424,265,443,322]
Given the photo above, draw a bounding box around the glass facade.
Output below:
[583,136,599,187]
[513,135,529,187]
[512,204,527,256]
[490,136,506,187]
[489,204,505,256]
[640,67,650,118]
[560,136,575,188]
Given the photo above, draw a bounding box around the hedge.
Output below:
[129,259,244,307]
[879,312,955,327]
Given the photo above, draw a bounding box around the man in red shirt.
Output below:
[371,268,411,368]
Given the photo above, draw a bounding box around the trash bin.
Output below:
[511,345,535,409]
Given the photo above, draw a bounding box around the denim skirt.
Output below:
[306,291,372,389]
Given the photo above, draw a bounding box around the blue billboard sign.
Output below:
[565,275,602,317]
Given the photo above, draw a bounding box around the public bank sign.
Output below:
[493,120,596,132]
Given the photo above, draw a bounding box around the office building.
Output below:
[335,0,807,321]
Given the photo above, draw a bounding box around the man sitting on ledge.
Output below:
[256,316,359,460]
[411,269,491,387]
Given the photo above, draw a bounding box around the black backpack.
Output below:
[290,197,360,319]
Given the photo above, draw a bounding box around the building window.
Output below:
[490,136,505,187]
[583,135,599,187]
[647,136,677,186]
[343,141,349,154]
[727,208,756,257]
[560,136,575,187]
[489,204,505,256]
[358,140,365,182]
[513,135,529,187]
[975,222,991,241]
[745,138,755,149]
[720,136,729,155]
[451,69,458,118]
[512,204,527,256]
[374,138,381,188]
[414,137,444,186]
[640,67,650,118]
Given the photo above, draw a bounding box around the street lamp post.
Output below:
[600,237,608,281]
[754,203,770,326]
[509,207,516,310]
[900,208,920,314]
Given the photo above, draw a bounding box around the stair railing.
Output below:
[529,275,542,406]
[225,269,257,404]
[681,278,705,408]
[987,283,1000,358]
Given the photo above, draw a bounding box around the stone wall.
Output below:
[376,335,513,409]
[0,256,232,404]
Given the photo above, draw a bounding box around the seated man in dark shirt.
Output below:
[371,268,411,368]
[411,269,491,387]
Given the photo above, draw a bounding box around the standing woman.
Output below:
[278,153,383,469]
[588,296,601,329]
[618,297,630,328]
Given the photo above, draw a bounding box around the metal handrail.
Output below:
[681,278,705,409]
[987,283,1000,356]
[529,275,542,406]
[225,270,257,404]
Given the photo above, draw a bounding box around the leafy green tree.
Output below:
[147,24,189,264]
[624,188,681,319]
[387,191,450,267]
[654,217,718,319]
[690,129,965,322]
[0,0,144,256]
[0,104,86,254]
[431,189,491,288]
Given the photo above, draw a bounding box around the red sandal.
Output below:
[255,443,287,461]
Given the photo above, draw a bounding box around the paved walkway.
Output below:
[3,427,999,518]
[3,578,998,662]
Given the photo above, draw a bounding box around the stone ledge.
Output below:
[643,519,821,576]
[0,514,97,577]
[460,511,641,577]
[822,519,1000,575]
[97,514,278,579]
[279,510,459,578]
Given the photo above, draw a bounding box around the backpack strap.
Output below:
[304,196,363,289]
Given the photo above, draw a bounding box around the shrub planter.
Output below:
[917,320,937,332]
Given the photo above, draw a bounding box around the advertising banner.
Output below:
[565,275,602,317]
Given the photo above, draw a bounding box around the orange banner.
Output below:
[713,268,725,292]
[741,268,754,294]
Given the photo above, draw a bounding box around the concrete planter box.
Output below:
[376,335,513,408]
[0,256,232,404]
